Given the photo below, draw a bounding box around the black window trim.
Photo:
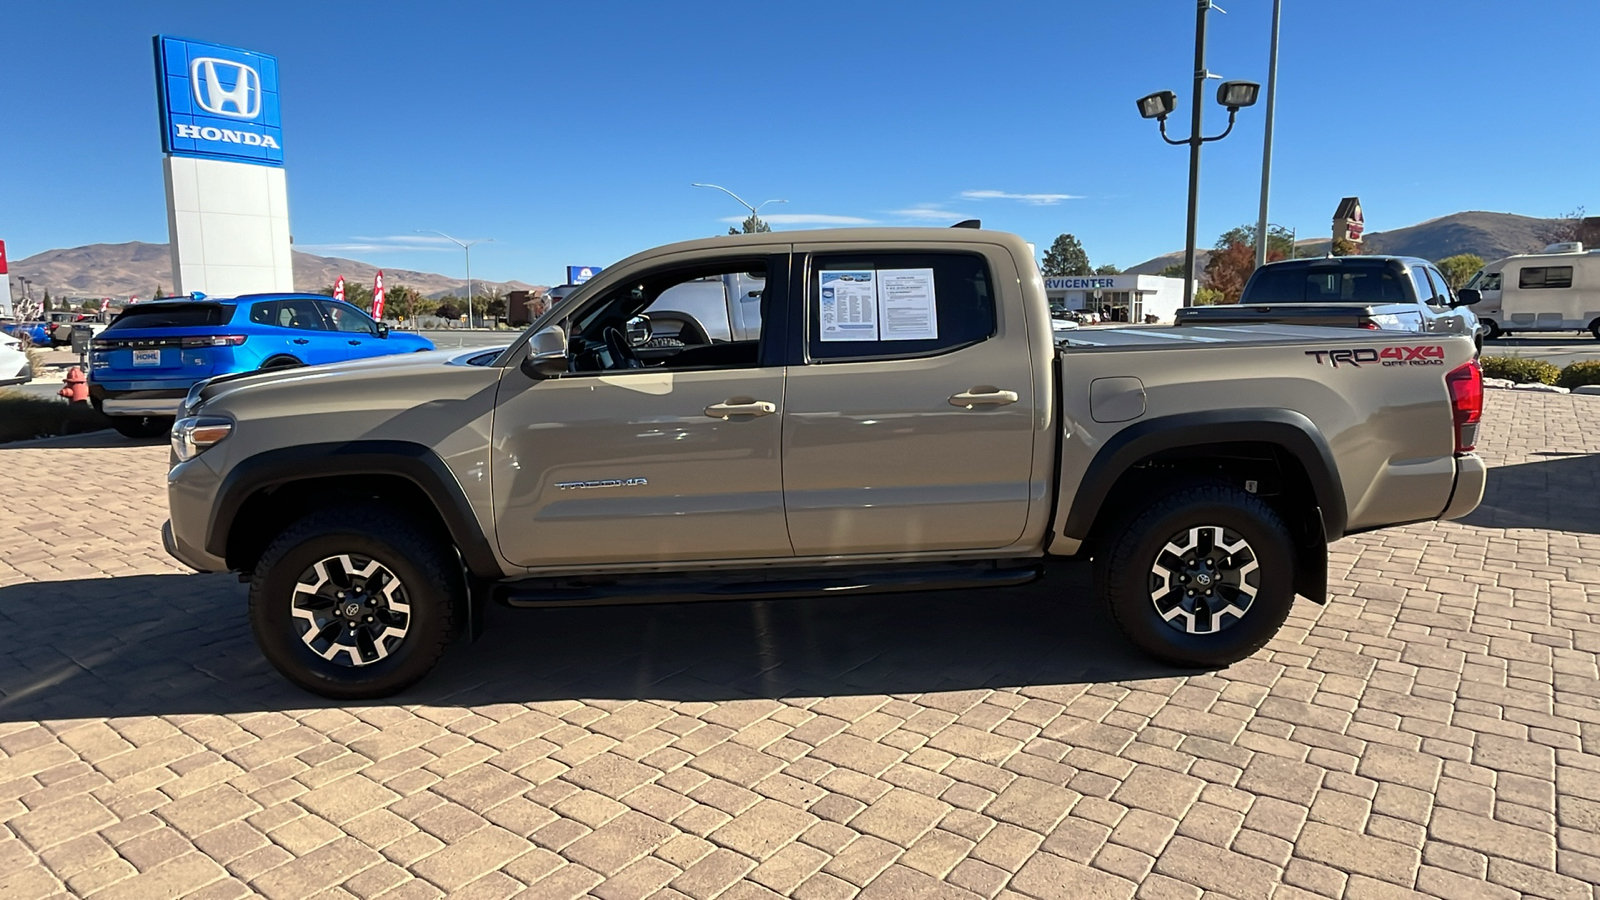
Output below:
[798,249,998,366]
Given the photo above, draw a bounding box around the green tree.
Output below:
[436,299,462,321]
[154,285,166,299]
[1214,224,1296,259]
[1202,225,1290,303]
[1436,254,1485,290]
[384,285,426,323]
[1158,263,1187,279]
[1194,287,1227,305]
[728,214,772,235]
[322,281,375,312]
[1094,264,1121,275]
[1041,234,1092,276]
[1331,237,1358,257]
[42,290,52,311]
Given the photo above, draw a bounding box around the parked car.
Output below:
[1174,256,1481,350]
[6,320,51,347]
[0,332,31,386]
[1464,242,1600,340]
[89,293,434,438]
[163,227,1485,699]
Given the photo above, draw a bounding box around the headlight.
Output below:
[171,416,233,462]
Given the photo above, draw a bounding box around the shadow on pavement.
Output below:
[0,565,1177,721]
[0,429,149,451]
[1459,453,1600,534]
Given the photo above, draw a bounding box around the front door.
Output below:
[781,246,1038,555]
[492,250,794,568]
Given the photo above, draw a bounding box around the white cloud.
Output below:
[889,207,964,221]
[960,189,1081,205]
[719,213,876,225]
[298,234,468,254]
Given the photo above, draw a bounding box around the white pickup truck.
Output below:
[162,227,1487,698]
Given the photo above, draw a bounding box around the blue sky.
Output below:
[4,1,1597,285]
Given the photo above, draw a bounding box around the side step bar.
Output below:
[493,560,1044,609]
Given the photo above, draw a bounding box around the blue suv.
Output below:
[90,294,434,437]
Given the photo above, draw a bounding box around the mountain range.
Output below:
[8,242,540,301]
[1124,211,1563,275]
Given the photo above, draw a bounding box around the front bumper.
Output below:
[1440,453,1487,521]
[163,520,221,573]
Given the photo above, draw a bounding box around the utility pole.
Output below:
[1181,0,1211,308]
[1255,0,1282,269]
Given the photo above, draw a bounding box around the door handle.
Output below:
[292,338,310,345]
[348,340,362,346]
[705,400,777,419]
[949,388,1019,408]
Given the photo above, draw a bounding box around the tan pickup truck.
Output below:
[162,227,1487,699]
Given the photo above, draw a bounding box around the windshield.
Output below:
[105,303,235,330]
[1241,262,1406,304]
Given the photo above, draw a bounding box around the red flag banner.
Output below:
[333,275,345,302]
[0,239,9,275]
[372,271,386,321]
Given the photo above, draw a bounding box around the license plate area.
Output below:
[132,349,162,367]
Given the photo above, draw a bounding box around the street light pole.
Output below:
[1182,0,1211,308]
[691,183,787,231]
[1255,0,1282,269]
[418,230,492,329]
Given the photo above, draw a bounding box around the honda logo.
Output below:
[190,57,261,120]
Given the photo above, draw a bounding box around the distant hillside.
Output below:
[10,241,540,301]
[1126,211,1561,276]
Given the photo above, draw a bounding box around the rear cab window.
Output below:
[105,303,236,331]
[1241,262,1406,304]
[805,252,997,362]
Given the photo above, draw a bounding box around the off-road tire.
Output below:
[111,416,174,439]
[1095,481,1296,668]
[249,505,460,699]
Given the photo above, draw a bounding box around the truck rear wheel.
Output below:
[249,506,460,699]
[1095,482,1296,668]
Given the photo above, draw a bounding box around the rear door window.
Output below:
[275,298,327,331]
[806,252,996,362]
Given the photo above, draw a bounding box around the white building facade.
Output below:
[1043,274,1186,323]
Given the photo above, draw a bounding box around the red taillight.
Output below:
[181,335,247,348]
[1445,359,1483,453]
[1359,320,1380,330]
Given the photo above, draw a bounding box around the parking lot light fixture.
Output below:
[416,230,492,329]
[1136,91,1178,120]
[691,183,787,230]
[1217,80,1260,111]
[1134,1,1261,307]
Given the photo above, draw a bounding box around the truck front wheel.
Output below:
[249,506,460,699]
[1096,482,1296,668]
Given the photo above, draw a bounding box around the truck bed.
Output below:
[1171,304,1384,328]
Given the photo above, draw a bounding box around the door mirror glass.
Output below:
[1454,288,1482,307]
[374,322,390,338]
[521,325,569,378]
[625,315,652,347]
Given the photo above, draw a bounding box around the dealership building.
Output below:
[1043,274,1186,323]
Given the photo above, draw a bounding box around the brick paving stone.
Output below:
[0,391,1597,899]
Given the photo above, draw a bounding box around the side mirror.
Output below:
[1454,288,1482,307]
[520,325,568,379]
[625,314,652,347]
[374,322,390,338]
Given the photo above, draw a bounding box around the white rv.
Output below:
[1466,242,1600,339]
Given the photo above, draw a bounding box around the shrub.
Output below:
[0,393,110,444]
[1558,360,1600,389]
[1479,356,1560,385]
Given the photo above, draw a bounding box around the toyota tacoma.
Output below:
[162,228,1487,698]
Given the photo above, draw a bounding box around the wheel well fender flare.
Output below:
[259,355,304,369]
[1061,408,1347,544]
[205,440,501,578]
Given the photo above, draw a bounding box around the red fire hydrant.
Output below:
[59,367,89,404]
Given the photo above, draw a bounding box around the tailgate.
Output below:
[1174,304,1376,327]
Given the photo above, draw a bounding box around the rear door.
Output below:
[317,300,385,358]
[780,244,1037,555]
[267,297,341,364]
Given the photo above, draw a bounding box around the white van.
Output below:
[1467,242,1600,340]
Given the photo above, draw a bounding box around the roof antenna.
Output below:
[951,219,981,229]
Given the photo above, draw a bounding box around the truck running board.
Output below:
[493,560,1044,609]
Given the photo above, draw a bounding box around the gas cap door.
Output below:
[1090,376,1146,423]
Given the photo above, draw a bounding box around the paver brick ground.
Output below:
[0,389,1597,899]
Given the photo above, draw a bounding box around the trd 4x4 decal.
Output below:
[1306,345,1445,368]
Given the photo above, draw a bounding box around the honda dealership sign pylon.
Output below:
[154,35,293,298]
